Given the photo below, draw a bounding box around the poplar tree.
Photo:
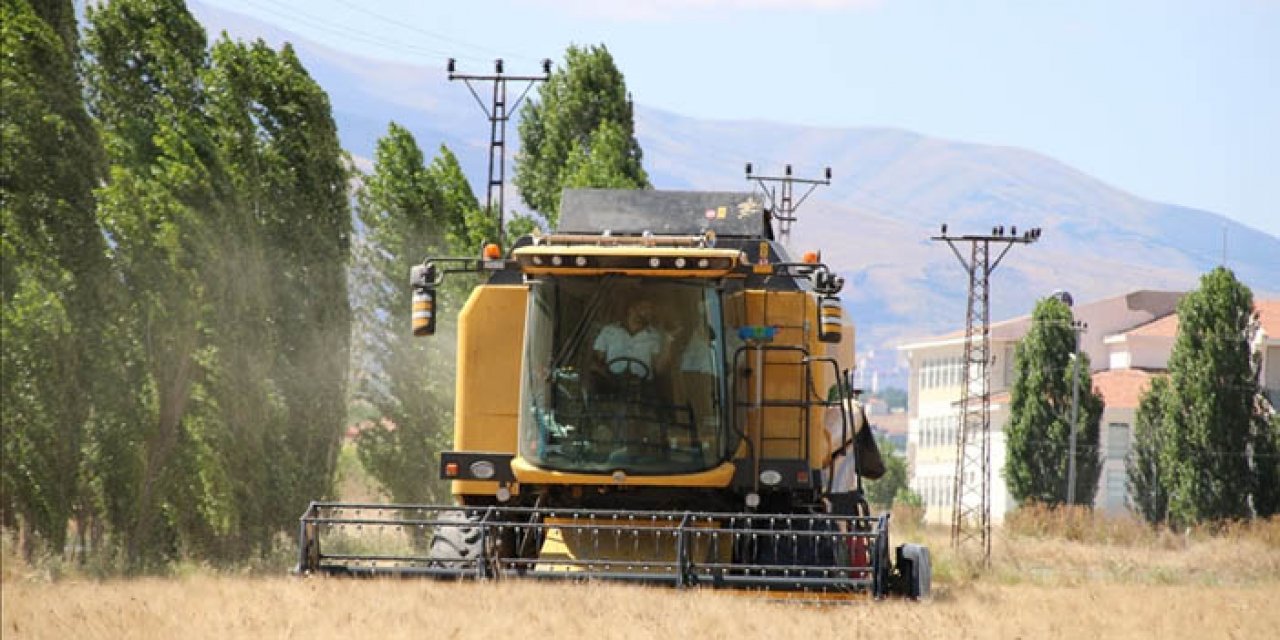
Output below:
[427,145,488,254]
[1127,376,1170,523]
[1004,297,1104,506]
[227,41,352,526]
[203,36,352,556]
[352,123,452,503]
[562,120,649,192]
[514,44,648,227]
[0,0,111,558]
[1157,267,1271,525]
[85,0,224,565]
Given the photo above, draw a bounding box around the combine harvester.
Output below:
[297,188,930,600]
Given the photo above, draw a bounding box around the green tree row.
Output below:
[3,0,350,568]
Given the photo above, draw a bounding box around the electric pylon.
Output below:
[931,224,1041,566]
[448,57,550,246]
[745,163,831,246]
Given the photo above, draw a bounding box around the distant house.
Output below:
[898,291,1280,524]
[1255,300,1280,411]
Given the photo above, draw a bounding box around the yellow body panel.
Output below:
[511,456,736,487]
[451,284,527,498]
[736,290,854,467]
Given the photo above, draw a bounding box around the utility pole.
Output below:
[448,57,551,247]
[932,224,1041,566]
[745,163,831,247]
[1066,319,1088,504]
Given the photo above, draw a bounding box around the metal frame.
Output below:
[931,226,1039,566]
[296,503,890,595]
[745,164,832,246]
[448,58,550,246]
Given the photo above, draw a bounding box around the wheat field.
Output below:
[4,511,1279,639]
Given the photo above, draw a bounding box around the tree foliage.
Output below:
[84,0,231,566]
[514,44,648,227]
[1005,297,1104,507]
[352,124,462,503]
[427,144,488,253]
[863,437,912,507]
[1127,376,1170,523]
[1,0,126,559]
[6,0,354,568]
[202,36,353,558]
[1128,267,1275,527]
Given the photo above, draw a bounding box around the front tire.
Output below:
[428,511,484,570]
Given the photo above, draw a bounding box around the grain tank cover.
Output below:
[557,189,765,237]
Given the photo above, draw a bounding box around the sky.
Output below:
[194,0,1279,237]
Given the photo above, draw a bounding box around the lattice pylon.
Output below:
[932,226,1040,567]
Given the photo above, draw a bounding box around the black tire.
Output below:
[428,511,484,570]
[894,543,931,599]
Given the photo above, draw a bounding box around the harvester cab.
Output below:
[298,188,930,600]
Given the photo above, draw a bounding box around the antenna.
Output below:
[931,224,1041,567]
[745,163,831,246]
[448,57,551,247]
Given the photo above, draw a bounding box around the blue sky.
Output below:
[196,0,1278,237]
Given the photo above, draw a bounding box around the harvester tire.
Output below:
[428,511,484,568]
[894,543,931,599]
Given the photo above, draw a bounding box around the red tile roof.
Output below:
[1121,299,1279,341]
[1257,300,1280,339]
[1092,369,1160,409]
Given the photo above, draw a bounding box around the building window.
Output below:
[1107,423,1130,461]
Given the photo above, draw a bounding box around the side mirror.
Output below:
[411,263,438,336]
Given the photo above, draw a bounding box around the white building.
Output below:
[900,292,1280,524]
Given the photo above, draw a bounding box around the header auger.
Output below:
[298,188,931,600]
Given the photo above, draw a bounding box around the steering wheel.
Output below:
[606,356,651,380]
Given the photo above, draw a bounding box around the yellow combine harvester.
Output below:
[297,189,930,599]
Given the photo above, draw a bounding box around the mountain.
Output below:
[190,2,1279,387]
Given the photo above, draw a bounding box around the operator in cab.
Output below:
[591,298,680,390]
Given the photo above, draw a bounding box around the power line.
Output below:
[246,0,485,64]
[327,0,542,66]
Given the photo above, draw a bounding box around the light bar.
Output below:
[513,246,743,277]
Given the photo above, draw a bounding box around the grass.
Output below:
[4,506,1278,638]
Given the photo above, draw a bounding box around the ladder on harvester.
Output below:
[732,341,849,494]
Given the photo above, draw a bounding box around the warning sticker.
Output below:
[716,206,728,219]
[704,208,716,220]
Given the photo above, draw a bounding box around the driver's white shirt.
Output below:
[594,324,663,377]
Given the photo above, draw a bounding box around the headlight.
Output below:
[469,460,496,480]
